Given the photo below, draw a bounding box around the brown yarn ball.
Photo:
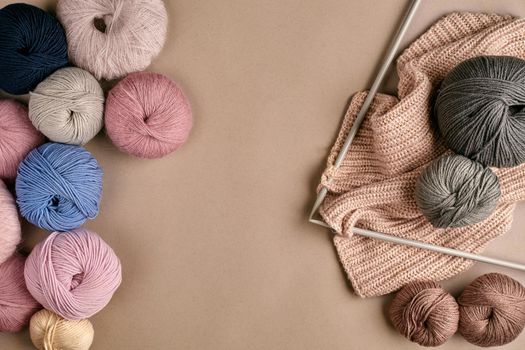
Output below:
[390,281,459,347]
[458,273,525,347]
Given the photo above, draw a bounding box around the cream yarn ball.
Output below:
[30,309,94,350]
[57,0,168,80]
[29,67,104,145]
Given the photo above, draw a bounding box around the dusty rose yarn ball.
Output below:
[24,229,122,321]
[0,179,21,265]
[57,0,168,80]
[0,99,45,181]
[390,280,459,347]
[459,273,525,347]
[0,254,41,332]
[105,72,192,159]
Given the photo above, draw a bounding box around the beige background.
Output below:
[1,0,525,349]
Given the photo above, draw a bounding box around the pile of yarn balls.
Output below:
[415,55,525,228]
[0,1,192,349]
[390,273,525,347]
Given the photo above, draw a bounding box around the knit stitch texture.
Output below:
[319,12,525,297]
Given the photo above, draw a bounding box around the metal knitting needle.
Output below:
[309,0,422,223]
[354,227,525,272]
[308,0,525,272]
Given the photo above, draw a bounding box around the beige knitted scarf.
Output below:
[319,12,525,298]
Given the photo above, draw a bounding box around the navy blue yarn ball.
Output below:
[16,143,103,232]
[0,3,68,95]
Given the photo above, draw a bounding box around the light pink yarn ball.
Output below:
[24,229,122,321]
[0,179,21,265]
[105,72,193,158]
[0,99,45,181]
[57,0,168,80]
[0,254,41,332]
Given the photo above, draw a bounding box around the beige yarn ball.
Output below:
[30,309,94,350]
[29,67,104,145]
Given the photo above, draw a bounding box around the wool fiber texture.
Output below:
[25,229,122,321]
[57,0,167,80]
[29,67,104,145]
[319,12,525,297]
[0,3,68,94]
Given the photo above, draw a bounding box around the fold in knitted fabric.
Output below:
[319,12,525,298]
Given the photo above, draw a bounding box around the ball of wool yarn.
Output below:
[0,3,68,95]
[0,180,22,265]
[436,55,525,168]
[390,280,459,347]
[415,154,501,228]
[16,143,103,232]
[29,67,104,145]
[30,309,94,350]
[105,72,192,158]
[57,0,168,80]
[0,99,45,181]
[0,254,41,332]
[25,229,122,321]
[458,273,525,347]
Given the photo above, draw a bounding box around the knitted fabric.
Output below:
[319,12,525,298]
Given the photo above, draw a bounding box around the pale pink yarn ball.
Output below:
[24,229,122,321]
[57,0,168,80]
[0,99,45,181]
[0,179,21,265]
[105,72,193,158]
[0,254,41,332]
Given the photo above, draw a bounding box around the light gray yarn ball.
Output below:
[29,67,104,145]
[415,155,501,228]
[436,55,525,168]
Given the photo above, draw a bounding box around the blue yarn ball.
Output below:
[0,4,68,95]
[16,143,103,232]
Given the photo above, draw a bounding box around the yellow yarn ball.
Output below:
[30,309,94,350]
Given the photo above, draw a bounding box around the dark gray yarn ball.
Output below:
[415,155,501,228]
[436,55,525,168]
